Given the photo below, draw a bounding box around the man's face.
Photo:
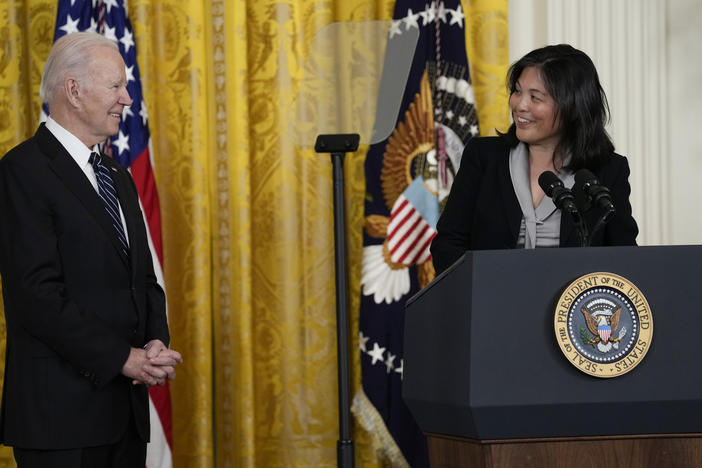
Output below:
[76,46,132,147]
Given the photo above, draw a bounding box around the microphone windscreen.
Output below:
[574,168,598,186]
[538,170,562,197]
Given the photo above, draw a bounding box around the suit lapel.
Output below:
[35,126,130,268]
[496,146,522,247]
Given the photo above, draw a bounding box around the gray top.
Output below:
[509,142,574,249]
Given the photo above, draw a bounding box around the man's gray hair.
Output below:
[39,32,119,104]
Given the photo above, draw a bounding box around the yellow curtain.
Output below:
[0,0,508,467]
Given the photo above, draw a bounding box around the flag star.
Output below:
[385,352,396,373]
[139,100,149,125]
[403,9,420,29]
[103,24,118,43]
[420,4,436,25]
[59,15,80,35]
[436,1,448,23]
[125,65,135,84]
[458,115,467,126]
[120,28,135,53]
[86,18,98,33]
[445,110,454,120]
[103,0,119,13]
[359,331,370,353]
[449,5,465,27]
[122,105,134,121]
[470,124,479,136]
[368,342,386,365]
[113,130,130,155]
[389,19,403,38]
[395,359,404,379]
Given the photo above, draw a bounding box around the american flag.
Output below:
[387,177,439,266]
[48,1,173,466]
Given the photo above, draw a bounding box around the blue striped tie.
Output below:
[89,152,129,258]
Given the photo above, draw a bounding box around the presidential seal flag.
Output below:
[48,2,173,466]
[354,1,479,465]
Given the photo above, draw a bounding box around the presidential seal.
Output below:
[554,272,653,378]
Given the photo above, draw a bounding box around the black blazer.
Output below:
[0,124,169,449]
[431,137,639,274]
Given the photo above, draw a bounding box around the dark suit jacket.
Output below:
[431,137,639,274]
[0,124,169,449]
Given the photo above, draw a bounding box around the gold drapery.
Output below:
[0,1,508,466]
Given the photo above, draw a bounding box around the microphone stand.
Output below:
[588,207,615,244]
[572,210,589,247]
[315,133,359,468]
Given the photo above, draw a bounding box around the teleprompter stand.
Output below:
[403,246,702,467]
[315,133,360,468]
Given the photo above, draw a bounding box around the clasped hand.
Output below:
[121,339,183,387]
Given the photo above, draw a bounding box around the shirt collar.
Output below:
[44,116,100,169]
[509,142,575,248]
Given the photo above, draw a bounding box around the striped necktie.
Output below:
[89,152,129,258]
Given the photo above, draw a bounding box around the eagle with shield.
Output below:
[581,305,628,353]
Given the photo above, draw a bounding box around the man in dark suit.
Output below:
[0,31,181,467]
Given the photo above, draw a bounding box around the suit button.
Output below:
[132,329,137,334]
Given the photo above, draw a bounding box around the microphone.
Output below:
[538,171,579,216]
[539,170,588,247]
[574,169,616,214]
[574,169,616,240]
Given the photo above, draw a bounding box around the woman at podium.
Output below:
[431,44,639,274]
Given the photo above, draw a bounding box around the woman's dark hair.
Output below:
[500,44,613,171]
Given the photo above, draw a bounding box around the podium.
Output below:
[403,246,702,467]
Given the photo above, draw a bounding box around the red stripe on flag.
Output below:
[390,215,422,256]
[406,231,436,265]
[397,223,429,263]
[392,220,424,261]
[388,206,417,243]
[389,199,409,221]
[149,382,174,447]
[130,148,163,265]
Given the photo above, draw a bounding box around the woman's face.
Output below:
[509,66,563,151]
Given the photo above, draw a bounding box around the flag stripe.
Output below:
[396,223,431,263]
[130,148,164,264]
[406,231,436,265]
[389,199,409,221]
[390,215,423,256]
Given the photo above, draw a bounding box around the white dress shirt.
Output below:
[45,117,129,244]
